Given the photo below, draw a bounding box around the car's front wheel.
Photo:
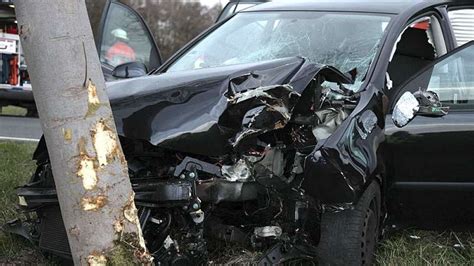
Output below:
[317,181,381,265]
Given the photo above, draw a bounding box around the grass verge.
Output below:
[1,140,473,264]
[0,141,52,264]
[0,106,27,116]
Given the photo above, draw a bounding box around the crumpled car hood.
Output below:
[107,57,351,156]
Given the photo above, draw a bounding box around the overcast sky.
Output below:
[200,0,229,7]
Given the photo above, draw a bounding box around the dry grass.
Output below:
[376,230,474,265]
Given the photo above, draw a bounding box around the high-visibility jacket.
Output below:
[106,41,136,66]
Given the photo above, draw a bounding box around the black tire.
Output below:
[317,181,381,266]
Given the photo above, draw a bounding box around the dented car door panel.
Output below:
[303,85,386,205]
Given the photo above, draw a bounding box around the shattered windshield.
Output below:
[167,12,391,90]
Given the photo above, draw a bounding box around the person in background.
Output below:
[105,28,136,66]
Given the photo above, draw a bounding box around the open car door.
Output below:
[2,0,163,116]
[86,0,162,80]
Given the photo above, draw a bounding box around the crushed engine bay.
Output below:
[10,58,362,264]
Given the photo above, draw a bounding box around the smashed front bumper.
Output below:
[12,154,321,265]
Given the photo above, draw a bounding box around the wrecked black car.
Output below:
[7,0,474,265]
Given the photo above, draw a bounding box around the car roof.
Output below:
[244,0,446,15]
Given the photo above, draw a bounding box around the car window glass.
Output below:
[100,2,153,69]
[448,9,474,47]
[220,20,268,66]
[397,44,474,111]
[168,12,391,92]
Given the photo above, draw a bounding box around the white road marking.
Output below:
[0,136,39,142]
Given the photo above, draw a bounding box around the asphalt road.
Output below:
[0,115,42,142]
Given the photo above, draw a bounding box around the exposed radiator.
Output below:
[38,205,72,259]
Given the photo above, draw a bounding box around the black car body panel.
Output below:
[0,89,35,108]
[108,57,351,156]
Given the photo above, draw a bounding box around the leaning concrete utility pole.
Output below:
[14,1,152,265]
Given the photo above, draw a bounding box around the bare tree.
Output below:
[13,1,152,264]
[123,0,222,60]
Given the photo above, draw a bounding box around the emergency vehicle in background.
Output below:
[0,1,33,115]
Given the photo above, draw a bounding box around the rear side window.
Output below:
[448,9,474,47]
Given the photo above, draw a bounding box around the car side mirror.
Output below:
[112,62,147,79]
[392,91,420,128]
[414,90,450,117]
[392,90,449,128]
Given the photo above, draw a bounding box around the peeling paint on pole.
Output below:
[114,220,124,233]
[122,193,148,252]
[92,120,120,168]
[63,128,72,142]
[123,194,138,223]
[85,79,104,117]
[87,80,100,105]
[77,155,98,190]
[81,195,108,211]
